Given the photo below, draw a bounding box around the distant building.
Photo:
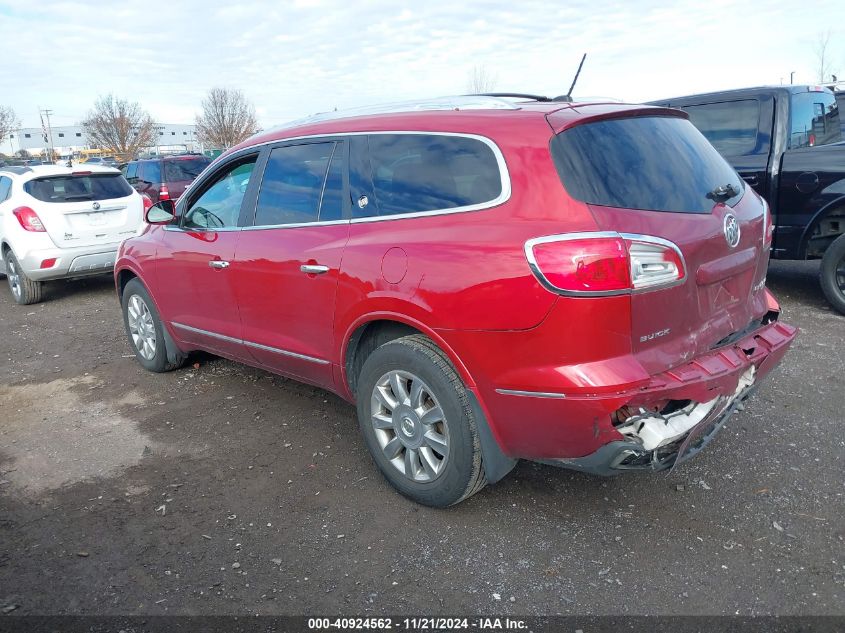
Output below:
[1,123,201,157]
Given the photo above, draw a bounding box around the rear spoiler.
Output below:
[546,104,688,135]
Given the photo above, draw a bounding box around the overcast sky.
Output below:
[0,0,842,130]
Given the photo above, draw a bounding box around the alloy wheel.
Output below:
[127,294,157,360]
[6,256,21,301]
[370,370,450,483]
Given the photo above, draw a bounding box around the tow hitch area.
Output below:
[612,366,756,469]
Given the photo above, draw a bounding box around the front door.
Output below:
[154,154,260,361]
[234,140,349,388]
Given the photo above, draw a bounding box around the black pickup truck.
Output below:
[649,86,845,313]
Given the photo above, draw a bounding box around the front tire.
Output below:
[121,278,186,372]
[820,233,845,315]
[4,250,43,305]
[356,334,486,507]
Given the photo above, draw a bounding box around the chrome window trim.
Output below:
[221,131,510,230]
[523,231,688,297]
[495,388,567,399]
[170,322,330,365]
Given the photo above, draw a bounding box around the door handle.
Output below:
[300,264,330,275]
[209,260,230,269]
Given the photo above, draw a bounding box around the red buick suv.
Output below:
[115,96,797,507]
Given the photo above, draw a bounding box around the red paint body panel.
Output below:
[116,101,798,467]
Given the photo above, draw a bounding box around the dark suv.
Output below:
[122,154,212,204]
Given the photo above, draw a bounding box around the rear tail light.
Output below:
[12,206,46,232]
[40,258,57,269]
[159,184,170,201]
[141,193,153,213]
[525,232,686,295]
[762,198,773,248]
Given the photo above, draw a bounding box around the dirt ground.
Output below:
[0,260,842,616]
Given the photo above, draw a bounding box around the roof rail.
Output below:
[275,95,520,131]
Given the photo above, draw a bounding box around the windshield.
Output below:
[164,157,211,183]
[551,115,745,213]
[25,174,134,202]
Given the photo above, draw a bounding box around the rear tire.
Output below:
[121,278,187,372]
[355,334,486,507]
[4,250,43,305]
[819,233,845,315]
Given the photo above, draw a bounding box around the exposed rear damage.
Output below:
[550,317,797,475]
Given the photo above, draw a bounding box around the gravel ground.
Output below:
[0,260,842,616]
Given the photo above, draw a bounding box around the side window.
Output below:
[682,100,760,156]
[789,91,841,148]
[0,176,11,202]
[365,134,502,217]
[183,157,257,230]
[125,162,138,182]
[253,142,337,226]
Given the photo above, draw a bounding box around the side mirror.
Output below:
[145,200,176,225]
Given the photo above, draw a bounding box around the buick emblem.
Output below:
[723,213,740,248]
[92,202,101,211]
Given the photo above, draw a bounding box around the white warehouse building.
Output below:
[2,123,201,156]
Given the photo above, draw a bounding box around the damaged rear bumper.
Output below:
[544,320,797,475]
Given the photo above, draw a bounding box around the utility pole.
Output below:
[39,108,55,161]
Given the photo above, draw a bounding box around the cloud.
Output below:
[0,0,840,131]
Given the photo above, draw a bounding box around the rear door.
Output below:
[233,139,349,388]
[550,113,769,375]
[22,172,141,247]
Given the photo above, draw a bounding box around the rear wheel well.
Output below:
[345,320,420,396]
[116,269,138,298]
[805,205,845,259]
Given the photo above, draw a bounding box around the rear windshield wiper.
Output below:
[707,183,740,202]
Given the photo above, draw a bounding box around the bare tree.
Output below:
[195,88,259,149]
[0,106,18,146]
[814,31,838,83]
[466,65,498,94]
[81,95,156,160]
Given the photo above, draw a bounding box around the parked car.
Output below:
[115,96,797,507]
[0,165,144,304]
[122,154,212,204]
[83,156,119,167]
[648,86,845,313]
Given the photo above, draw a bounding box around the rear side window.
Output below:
[0,176,11,202]
[24,174,134,203]
[362,134,502,217]
[789,91,841,148]
[551,116,745,213]
[139,161,161,183]
[254,142,341,226]
[124,162,138,182]
[164,157,211,183]
[682,100,760,156]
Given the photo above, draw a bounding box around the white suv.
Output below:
[0,165,144,304]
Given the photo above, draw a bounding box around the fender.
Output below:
[338,309,477,402]
[798,193,845,258]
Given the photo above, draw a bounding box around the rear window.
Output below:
[789,91,841,148]
[139,161,161,183]
[24,174,134,203]
[551,115,745,213]
[164,157,211,183]
[362,134,502,217]
[681,99,760,156]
